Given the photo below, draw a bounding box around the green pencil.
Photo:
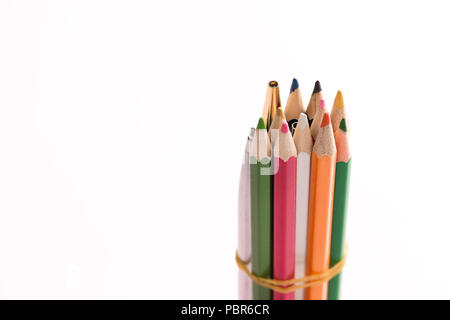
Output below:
[328,118,351,300]
[250,117,273,300]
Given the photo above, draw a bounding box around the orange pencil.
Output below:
[305,112,336,300]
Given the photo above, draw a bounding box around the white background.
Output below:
[0,0,449,299]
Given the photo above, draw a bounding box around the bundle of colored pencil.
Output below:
[237,79,351,300]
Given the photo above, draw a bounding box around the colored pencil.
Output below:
[273,122,297,300]
[305,112,336,300]
[250,118,273,300]
[310,99,326,140]
[328,118,351,300]
[262,81,281,130]
[305,81,322,125]
[330,90,347,133]
[238,128,255,300]
[292,113,313,300]
[237,79,351,301]
[285,78,305,134]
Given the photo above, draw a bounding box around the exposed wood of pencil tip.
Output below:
[306,80,322,120]
[269,107,285,135]
[335,118,350,163]
[285,78,305,121]
[274,122,297,161]
[311,99,326,139]
[312,113,336,158]
[251,117,271,161]
[293,113,313,154]
[261,81,280,129]
[270,82,281,126]
[331,90,347,133]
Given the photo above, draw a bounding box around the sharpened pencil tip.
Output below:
[312,80,322,94]
[257,117,266,129]
[334,90,344,109]
[319,99,325,110]
[290,78,299,93]
[320,113,330,128]
[339,118,347,132]
[276,107,285,119]
[268,80,278,88]
[298,113,308,130]
[281,122,289,133]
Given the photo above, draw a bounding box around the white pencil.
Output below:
[292,113,313,300]
[238,128,255,300]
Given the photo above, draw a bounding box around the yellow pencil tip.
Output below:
[334,90,344,109]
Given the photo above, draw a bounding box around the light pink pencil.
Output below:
[237,128,255,299]
[273,122,297,300]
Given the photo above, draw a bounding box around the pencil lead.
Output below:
[298,113,308,130]
[281,122,289,133]
[334,90,344,109]
[319,99,325,110]
[339,118,347,132]
[269,80,278,88]
[257,117,266,130]
[290,78,299,93]
[312,80,322,94]
[320,113,330,128]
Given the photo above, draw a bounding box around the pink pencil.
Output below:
[273,122,297,300]
[238,128,255,299]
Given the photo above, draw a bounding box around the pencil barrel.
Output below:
[237,134,253,300]
[294,152,311,300]
[328,159,351,300]
[250,161,273,300]
[305,153,336,300]
[273,157,297,300]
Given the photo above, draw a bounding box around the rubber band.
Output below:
[235,243,348,293]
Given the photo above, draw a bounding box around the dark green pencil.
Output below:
[328,118,351,300]
[250,118,273,300]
